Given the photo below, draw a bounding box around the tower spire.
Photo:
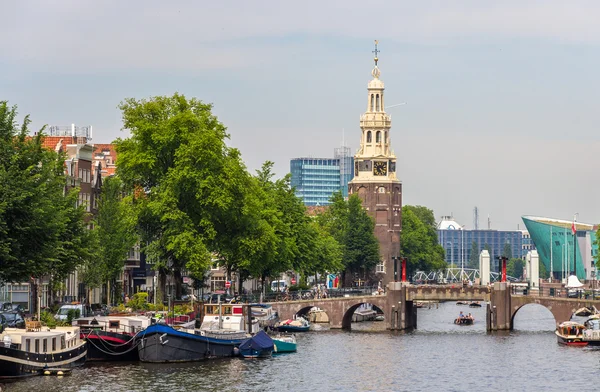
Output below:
[372,40,380,66]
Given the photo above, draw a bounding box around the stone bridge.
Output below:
[268,282,600,331]
[268,295,388,329]
[407,285,491,302]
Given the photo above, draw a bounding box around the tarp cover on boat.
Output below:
[239,330,274,351]
[566,275,584,288]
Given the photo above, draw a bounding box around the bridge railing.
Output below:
[511,285,600,300]
[231,286,381,303]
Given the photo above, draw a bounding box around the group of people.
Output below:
[458,311,474,321]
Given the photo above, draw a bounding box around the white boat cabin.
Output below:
[201,304,259,334]
[0,326,82,354]
[74,316,151,334]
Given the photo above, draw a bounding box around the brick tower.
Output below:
[348,41,402,287]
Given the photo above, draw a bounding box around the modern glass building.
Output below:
[290,147,354,206]
[437,216,523,271]
[522,216,598,281]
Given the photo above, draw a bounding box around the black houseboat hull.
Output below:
[0,343,87,379]
[137,324,245,363]
[82,330,139,361]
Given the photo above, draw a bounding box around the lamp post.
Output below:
[572,213,578,277]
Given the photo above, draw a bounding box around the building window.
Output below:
[367,131,372,143]
[376,94,380,111]
[376,131,381,143]
[370,94,374,111]
[376,262,385,273]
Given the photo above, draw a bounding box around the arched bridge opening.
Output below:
[342,302,385,330]
[295,305,330,324]
[511,303,556,331]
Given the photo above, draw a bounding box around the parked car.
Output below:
[0,313,6,333]
[1,312,25,328]
[0,302,14,312]
[54,304,92,321]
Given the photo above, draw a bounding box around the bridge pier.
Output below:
[387,282,416,331]
[488,282,512,330]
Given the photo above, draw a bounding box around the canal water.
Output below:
[3,302,599,392]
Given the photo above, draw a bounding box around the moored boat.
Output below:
[275,317,310,333]
[75,316,151,361]
[250,304,279,329]
[272,334,297,353]
[574,306,598,317]
[469,301,482,308]
[138,302,257,363]
[0,325,86,379]
[556,321,587,346]
[238,330,274,358]
[137,323,246,362]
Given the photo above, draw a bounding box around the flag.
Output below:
[571,221,576,235]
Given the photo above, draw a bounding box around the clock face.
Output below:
[373,161,387,176]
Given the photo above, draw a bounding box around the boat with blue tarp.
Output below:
[238,330,274,358]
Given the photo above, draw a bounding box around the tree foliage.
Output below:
[315,193,379,282]
[506,258,524,280]
[401,205,446,274]
[115,94,247,296]
[0,102,94,282]
[81,176,137,289]
[468,241,479,269]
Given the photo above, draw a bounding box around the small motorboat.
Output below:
[238,330,274,359]
[275,317,310,333]
[456,301,469,306]
[454,315,474,325]
[374,315,385,322]
[272,334,297,354]
[556,321,587,346]
[469,301,482,308]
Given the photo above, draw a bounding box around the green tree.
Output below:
[116,93,248,299]
[401,205,446,275]
[506,258,524,280]
[539,260,549,280]
[344,195,381,282]
[81,176,137,301]
[502,242,513,259]
[0,102,94,283]
[468,241,479,269]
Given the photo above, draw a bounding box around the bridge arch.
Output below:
[509,296,587,328]
[341,302,385,330]
[510,303,557,331]
[268,296,388,330]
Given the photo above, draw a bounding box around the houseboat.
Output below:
[0,324,86,378]
[74,315,151,361]
[137,303,256,363]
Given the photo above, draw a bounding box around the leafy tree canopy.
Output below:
[401,205,446,274]
[0,102,94,282]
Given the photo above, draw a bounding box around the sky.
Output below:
[1,1,599,230]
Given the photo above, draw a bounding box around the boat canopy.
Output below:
[239,330,273,351]
[566,275,584,288]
